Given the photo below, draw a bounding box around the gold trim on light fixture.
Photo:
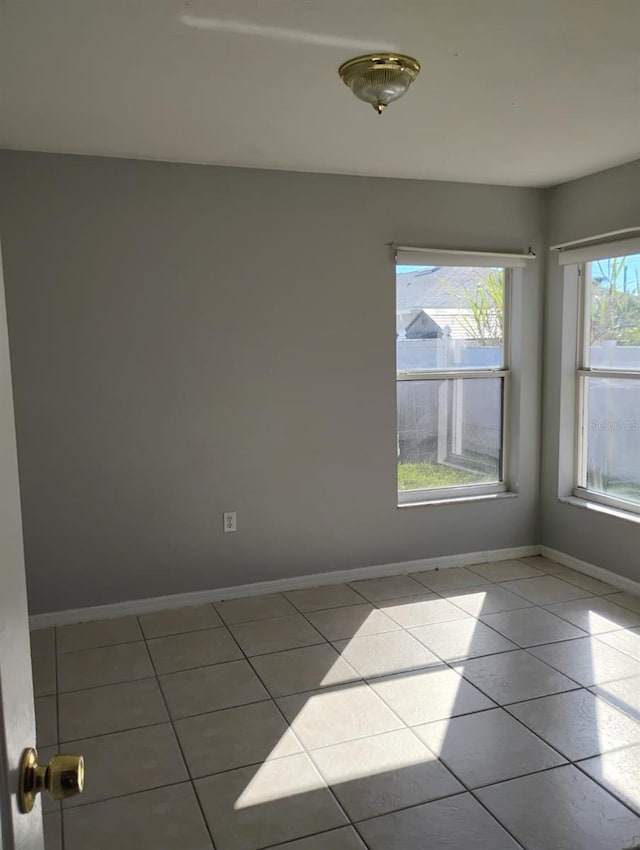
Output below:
[338,53,421,114]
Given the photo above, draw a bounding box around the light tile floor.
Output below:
[32,556,640,850]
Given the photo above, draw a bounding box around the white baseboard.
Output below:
[539,546,640,598]
[29,545,538,629]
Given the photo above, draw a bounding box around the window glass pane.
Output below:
[588,254,640,370]
[397,377,502,491]
[396,265,504,372]
[584,377,640,505]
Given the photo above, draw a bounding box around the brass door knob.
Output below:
[19,748,84,813]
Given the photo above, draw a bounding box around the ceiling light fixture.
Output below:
[338,53,420,114]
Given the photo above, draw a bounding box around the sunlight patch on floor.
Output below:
[233,755,325,810]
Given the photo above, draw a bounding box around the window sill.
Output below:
[398,491,518,509]
[559,495,640,525]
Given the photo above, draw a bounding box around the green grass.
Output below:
[398,461,489,490]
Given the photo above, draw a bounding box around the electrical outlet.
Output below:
[223,511,237,533]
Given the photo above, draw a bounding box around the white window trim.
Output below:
[397,268,514,506]
[560,494,640,525]
[573,486,640,517]
[398,480,508,506]
[572,260,640,517]
[555,232,640,266]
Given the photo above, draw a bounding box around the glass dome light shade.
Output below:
[338,54,421,114]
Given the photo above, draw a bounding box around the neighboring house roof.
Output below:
[405,310,442,339]
[396,266,490,311]
[425,309,474,340]
[398,308,475,340]
[397,266,497,339]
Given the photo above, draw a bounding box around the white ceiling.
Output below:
[2,0,640,187]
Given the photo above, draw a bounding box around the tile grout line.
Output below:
[55,614,231,838]
[534,604,640,637]
[50,576,636,658]
[51,611,611,699]
[218,609,366,850]
[54,723,617,805]
[47,582,640,848]
[288,591,532,849]
[346,645,531,847]
[60,781,200,816]
[236,590,624,734]
[306,595,634,845]
[53,645,640,785]
[55,637,147,656]
[334,654,530,850]
[227,598,371,843]
[253,595,440,850]
[50,595,621,703]
[571,739,640,765]
[282,585,379,618]
[338,613,568,850]
[257,825,370,850]
[136,609,219,850]
[380,596,640,834]
[58,717,173,747]
[571,759,640,821]
[586,681,640,723]
[50,725,640,837]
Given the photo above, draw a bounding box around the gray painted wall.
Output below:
[0,152,543,614]
[542,159,640,581]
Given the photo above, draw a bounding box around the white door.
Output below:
[0,242,44,850]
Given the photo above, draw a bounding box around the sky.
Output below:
[591,254,640,288]
[397,265,429,273]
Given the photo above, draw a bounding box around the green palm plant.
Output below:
[591,256,640,346]
[447,268,504,345]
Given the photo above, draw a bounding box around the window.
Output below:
[575,251,640,513]
[396,252,514,504]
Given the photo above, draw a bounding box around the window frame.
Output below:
[396,266,513,506]
[574,260,640,516]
